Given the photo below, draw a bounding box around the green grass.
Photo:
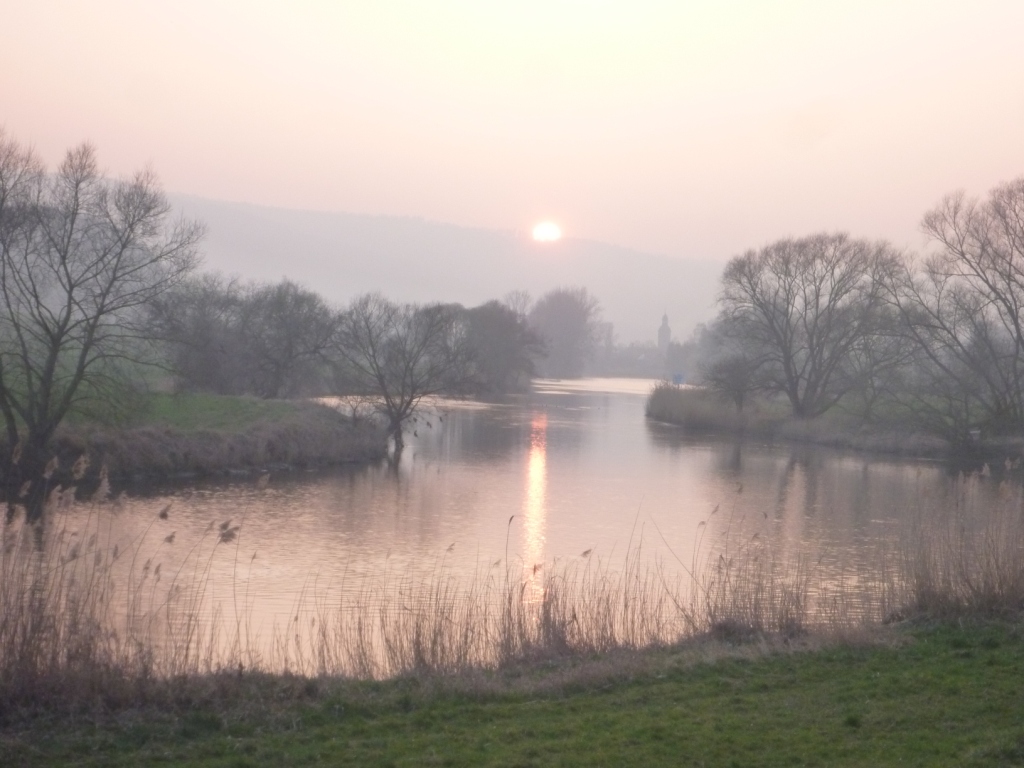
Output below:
[60,391,304,432]
[6,622,1024,766]
[137,393,302,432]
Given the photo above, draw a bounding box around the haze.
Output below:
[3,0,1023,337]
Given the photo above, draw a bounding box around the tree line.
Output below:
[149,279,600,397]
[148,278,603,446]
[687,176,1024,448]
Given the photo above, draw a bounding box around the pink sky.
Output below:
[3,0,1023,259]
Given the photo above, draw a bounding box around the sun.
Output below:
[532,221,562,242]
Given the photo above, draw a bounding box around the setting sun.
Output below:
[532,221,563,242]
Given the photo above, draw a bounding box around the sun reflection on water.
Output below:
[523,413,548,576]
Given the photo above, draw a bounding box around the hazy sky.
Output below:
[3,0,1023,259]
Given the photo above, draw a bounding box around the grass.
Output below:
[135,393,304,432]
[4,623,1024,766]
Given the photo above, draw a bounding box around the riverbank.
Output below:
[4,462,1024,764]
[3,621,1023,766]
[644,383,1021,461]
[48,393,388,483]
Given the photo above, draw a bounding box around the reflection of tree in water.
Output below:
[772,454,797,520]
[642,419,706,455]
[850,462,873,522]
[714,442,744,475]
[769,450,826,522]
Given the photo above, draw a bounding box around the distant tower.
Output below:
[657,313,671,354]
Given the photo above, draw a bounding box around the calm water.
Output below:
[41,378,1015,649]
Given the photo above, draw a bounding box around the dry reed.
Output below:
[887,470,1024,620]
[2,467,1023,714]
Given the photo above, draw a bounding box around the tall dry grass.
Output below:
[887,470,1024,620]
[0,478,252,713]
[283,543,679,679]
[2,467,1024,713]
[645,381,947,456]
[645,383,760,433]
[0,485,154,711]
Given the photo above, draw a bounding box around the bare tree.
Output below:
[147,273,246,394]
[502,289,533,319]
[0,133,202,516]
[885,178,1024,440]
[718,233,899,418]
[333,294,471,452]
[236,280,337,398]
[839,306,913,422]
[150,276,337,398]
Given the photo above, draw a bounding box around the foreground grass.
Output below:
[5,622,1024,767]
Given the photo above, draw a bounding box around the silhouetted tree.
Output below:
[718,233,898,418]
[333,294,472,452]
[0,132,202,517]
[702,354,766,413]
[502,289,532,319]
[885,177,1024,441]
[148,273,246,393]
[236,280,337,398]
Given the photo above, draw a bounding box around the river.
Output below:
[24,378,1020,670]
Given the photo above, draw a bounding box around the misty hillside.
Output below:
[171,195,724,343]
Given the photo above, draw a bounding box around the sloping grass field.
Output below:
[3,622,1024,767]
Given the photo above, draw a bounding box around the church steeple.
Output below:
[657,313,671,353]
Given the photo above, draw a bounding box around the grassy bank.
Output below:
[646,383,952,458]
[51,393,388,481]
[4,622,1024,766]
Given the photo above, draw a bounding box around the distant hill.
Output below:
[170,195,724,343]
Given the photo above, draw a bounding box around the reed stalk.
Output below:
[2,469,1022,712]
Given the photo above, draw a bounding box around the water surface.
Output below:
[42,378,1015,652]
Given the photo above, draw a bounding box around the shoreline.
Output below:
[645,385,1024,465]
[35,396,389,488]
[646,415,952,460]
